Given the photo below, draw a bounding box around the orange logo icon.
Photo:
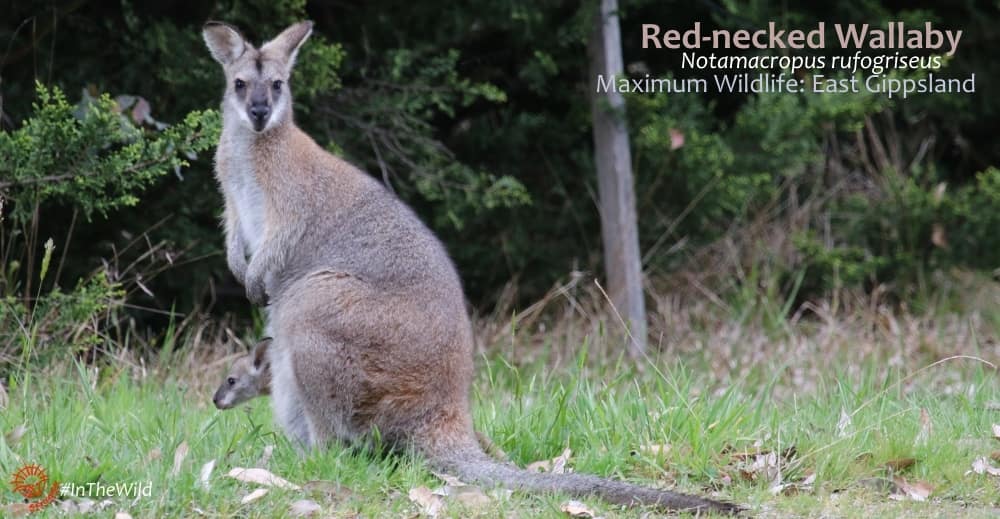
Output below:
[9,464,59,513]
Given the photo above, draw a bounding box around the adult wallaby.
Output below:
[203,20,739,515]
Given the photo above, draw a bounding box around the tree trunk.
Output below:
[588,0,647,355]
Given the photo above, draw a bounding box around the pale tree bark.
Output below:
[588,0,647,355]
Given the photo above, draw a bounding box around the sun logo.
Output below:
[9,464,59,513]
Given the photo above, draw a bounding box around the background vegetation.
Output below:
[3,0,998,325]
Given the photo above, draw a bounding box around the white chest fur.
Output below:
[224,153,267,255]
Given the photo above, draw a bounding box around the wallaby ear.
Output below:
[262,21,313,70]
[253,338,271,369]
[203,21,247,65]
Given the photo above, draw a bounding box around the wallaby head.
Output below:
[213,338,272,409]
[202,21,312,133]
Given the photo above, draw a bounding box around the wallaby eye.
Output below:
[272,80,283,91]
[234,79,246,90]
[227,377,236,386]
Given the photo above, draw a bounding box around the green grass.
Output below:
[1,346,998,518]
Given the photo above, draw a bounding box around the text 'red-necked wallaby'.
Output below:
[203,20,740,515]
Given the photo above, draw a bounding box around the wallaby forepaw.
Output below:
[231,266,248,287]
[245,277,268,305]
[227,254,248,286]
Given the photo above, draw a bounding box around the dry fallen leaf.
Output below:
[890,476,933,501]
[729,446,796,462]
[4,503,31,517]
[241,488,269,504]
[448,485,491,508]
[560,500,600,518]
[551,448,572,474]
[171,441,189,477]
[969,456,1000,476]
[258,444,275,468]
[857,477,896,493]
[5,424,26,446]
[527,448,572,474]
[770,471,816,496]
[0,382,7,409]
[837,409,853,437]
[431,472,465,487]
[768,481,790,496]
[427,472,492,509]
[631,444,670,456]
[74,499,115,513]
[932,182,947,204]
[302,480,355,502]
[713,470,734,488]
[669,128,685,150]
[226,467,300,490]
[489,487,514,501]
[931,224,948,248]
[289,499,322,517]
[147,447,162,462]
[914,408,932,446]
[114,95,153,125]
[884,458,916,473]
[76,499,96,513]
[736,450,781,484]
[526,460,549,472]
[408,486,444,516]
[476,432,509,461]
[199,459,216,490]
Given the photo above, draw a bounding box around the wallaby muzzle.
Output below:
[212,385,233,409]
[212,389,229,409]
[248,84,270,131]
[247,83,271,132]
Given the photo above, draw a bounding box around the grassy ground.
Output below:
[2,282,999,517]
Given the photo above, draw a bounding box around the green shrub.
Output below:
[0,83,219,226]
[1,270,123,372]
[836,167,1000,287]
[0,83,218,369]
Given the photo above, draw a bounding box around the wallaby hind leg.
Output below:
[286,330,363,447]
[267,338,312,447]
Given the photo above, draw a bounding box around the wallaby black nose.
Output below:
[250,105,270,120]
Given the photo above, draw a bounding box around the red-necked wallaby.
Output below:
[203,20,739,515]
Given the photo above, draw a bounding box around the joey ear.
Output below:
[203,21,248,65]
[262,21,313,70]
[253,338,271,369]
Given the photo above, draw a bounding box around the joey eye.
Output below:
[272,80,283,91]
[234,79,246,90]
[227,377,236,386]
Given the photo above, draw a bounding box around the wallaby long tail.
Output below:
[430,441,742,515]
